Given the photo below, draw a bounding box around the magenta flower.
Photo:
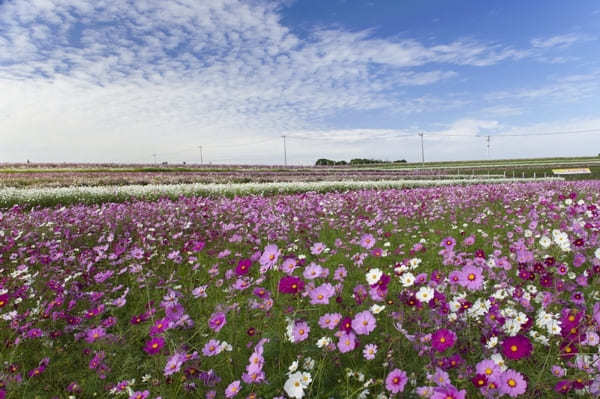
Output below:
[278,276,305,294]
[149,318,171,336]
[499,370,527,397]
[459,265,484,290]
[309,283,335,305]
[225,380,241,398]
[292,321,310,343]
[385,368,408,394]
[208,312,227,332]
[351,310,376,335]
[337,332,357,353]
[431,328,456,352]
[501,335,532,360]
[144,336,165,355]
[235,259,252,276]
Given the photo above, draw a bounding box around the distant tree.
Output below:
[315,158,336,166]
[394,159,407,163]
[335,160,347,165]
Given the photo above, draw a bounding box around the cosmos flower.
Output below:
[235,259,252,276]
[360,234,376,249]
[363,343,377,360]
[431,328,456,352]
[292,321,310,343]
[501,335,532,360]
[225,380,241,398]
[208,312,227,332]
[337,332,357,353]
[351,310,376,335]
[278,276,305,294]
[144,336,165,355]
[385,369,408,394]
[499,370,527,397]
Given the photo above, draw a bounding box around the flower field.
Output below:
[1,180,600,398]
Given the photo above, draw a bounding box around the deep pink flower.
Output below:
[278,276,305,294]
[235,259,252,276]
[502,335,532,360]
[144,336,165,355]
[431,328,456,352]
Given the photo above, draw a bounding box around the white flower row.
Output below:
[0,177,564,208]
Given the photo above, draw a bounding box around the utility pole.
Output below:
[199,145,203,165]
[282,135,287,166]
[418,133,424,167]
[486,136,491,159]
[152,153,157,165]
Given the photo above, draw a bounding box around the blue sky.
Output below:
[1,0,599,164]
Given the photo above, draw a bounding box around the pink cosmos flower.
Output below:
[225,380,241,398]
[337,332,357,353]
[208,312,227,332]
[499,370,527,397]
[129,391,149,399]
[318,313,342,330]
[259,244,279,272]
[351,310,376,335]
[459,265,484,290]
[360,233,376,249]
[431,385,466,399]
[164,353,184,376]
[85,326,106,343]
[292,321,310,343]
[385,368,408,394]
[440,236,456,250]
[309,283,335,305]
[202,339,223,357]
[363,343,377,360]
[310,242,326,255]
[303,263,324,280]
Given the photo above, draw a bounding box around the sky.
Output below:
[1,0,600,165]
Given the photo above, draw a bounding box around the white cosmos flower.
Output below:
[284,372,305,399]
[366,268,383,285]
[316,336,331,348]
[539,236,551,248]
[399,272,415,287]
[370,304,385,314]
[415,286,434,303]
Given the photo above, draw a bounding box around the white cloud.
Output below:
[0,0,595,163]
[531,33,592,48]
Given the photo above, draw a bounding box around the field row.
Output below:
[0,177,561,209]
